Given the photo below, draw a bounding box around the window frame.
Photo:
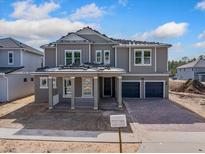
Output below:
[104,50,110,65]
[53,77,57,89]
[82,77,93,98]
[134,49,152,66]
[65,50,81,65]
[63,77,72,98]
[95,50,102,64]
[40,77,48,89]
[8,51,14,65]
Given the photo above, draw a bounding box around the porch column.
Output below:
[71,77,75,110]
[93,76,99,110]
[118,76,122,108]
[48,76,53,109]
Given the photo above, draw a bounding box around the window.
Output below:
[104,50,110,65]
[40,77,48,89]
[82,78,93,97]
[39,77,56,89]
[63,78,72,98]
[65,50,81,65]
[134,49,151,66]
[8,51,14,65]
[24,78,27,82]
[96,50,102,64]
[53,77,57,89]
[30,78,34,82]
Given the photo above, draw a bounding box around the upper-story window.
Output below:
[65,50,81,65]
[134,49,152,66]
[95,50,102,64]
[8,51,14,65]
[104,50,110,65]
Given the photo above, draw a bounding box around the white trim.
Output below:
[8,51,14,65]
[102,77,112,97]
[82,77,93,98]
[154,47,157,72]
[88,44,91,63]
[40,77,48,89]
[113,45,172,48]
[167,50,169,72]
[95,50,102,64]
[64,50,82,65]
[20,50,23,66]
[122,80,142,99]
[144,80,165,98]
[134,49,152,66]
[63,77,72,98]
[115,47,117,67]
[122,73,169,76]
[56,44,58,66]
[104,50,110,65]
[129,47,131,72]
[53,77,57,89]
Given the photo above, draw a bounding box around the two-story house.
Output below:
[32,27,171,110]
[176,55,205,82]
[0,37,43,102]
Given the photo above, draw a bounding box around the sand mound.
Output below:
[170,79,205,94]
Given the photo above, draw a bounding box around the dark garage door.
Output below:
[122,82,140,98]
[145,82,163,98]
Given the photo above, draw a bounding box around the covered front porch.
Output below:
[39,66,125,110]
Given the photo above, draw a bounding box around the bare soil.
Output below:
[0,139,139,153]
[0,95,132,132]
[169,79,205,94]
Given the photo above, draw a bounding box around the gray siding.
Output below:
[22,50,42,71]
[116,48,129,71]
[0,49,21,67]
[176,68,195,80]
[156,47,168,73]
[45,48,56,67]
[57,44,89,65]
[7,74,34,101]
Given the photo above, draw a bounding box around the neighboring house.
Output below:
[0,37,44,102]
[32,27,171,110]
[176,55,205,81]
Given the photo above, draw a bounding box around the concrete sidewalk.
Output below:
[0,128,140,143]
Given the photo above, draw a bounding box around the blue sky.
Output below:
[0,0,205,60]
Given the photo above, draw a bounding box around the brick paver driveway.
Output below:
[124,99,205,132]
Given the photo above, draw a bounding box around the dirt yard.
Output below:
[0,139,139,153]
[0,95,132,132]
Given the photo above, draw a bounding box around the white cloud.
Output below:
[132,21,188,41]
[70,3,105,20]
[11,0,60,20]
[196,0,205,11]
[193,41,205,48]
[118,0,128,6]
[170,42,183,52]
[0,0,96,49]
[198,30,205,39]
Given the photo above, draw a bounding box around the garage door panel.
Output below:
[145,82,163,98]
[122,82,140,98]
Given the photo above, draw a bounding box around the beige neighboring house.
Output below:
[0,37,44,102]
[32,27,171,110]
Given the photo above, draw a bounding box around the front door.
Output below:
[103,77,112,97]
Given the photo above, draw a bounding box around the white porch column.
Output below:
[48,76,53,109]
[118,76,122,108]
[129,47,131,72]
[93,76,99,110]
[71,77,75,110]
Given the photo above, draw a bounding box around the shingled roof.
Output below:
[41,26,172,48]
[0,37,43,56]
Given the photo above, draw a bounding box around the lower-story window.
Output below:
[82,78,93,97]
[63,78,72,98]
[40,77,48,89]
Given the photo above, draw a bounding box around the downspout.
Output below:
[2,74,9,102]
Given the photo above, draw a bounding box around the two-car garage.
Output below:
[122,80,165,98]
